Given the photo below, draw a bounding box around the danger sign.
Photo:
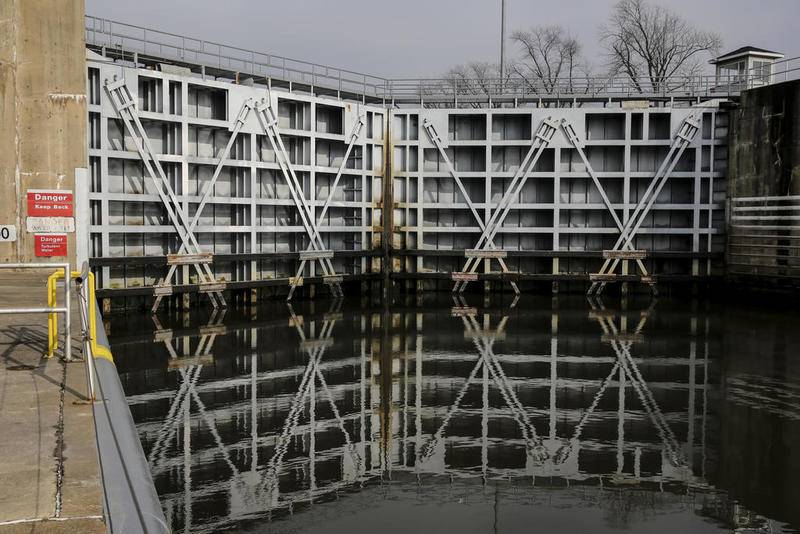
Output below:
[34,234,67,257]
[27,190,73,217]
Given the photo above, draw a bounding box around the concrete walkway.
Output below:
[0,273,104,533]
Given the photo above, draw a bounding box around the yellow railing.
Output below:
[47,270,112,361]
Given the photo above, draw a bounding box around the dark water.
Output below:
[109,294,800,533]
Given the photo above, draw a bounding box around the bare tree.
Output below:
[510,25,586,94]
[446,61,510,94]
[601,0,722,93]
[426,61,512,108]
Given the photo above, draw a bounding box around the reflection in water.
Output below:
[110,296,800,534]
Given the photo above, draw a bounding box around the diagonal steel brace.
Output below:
[254,99,343,298]
[454,118,560,294]
[589,115,700,295]
[287,116,366,300]
[422,119,520,293]
[104,77,226,309]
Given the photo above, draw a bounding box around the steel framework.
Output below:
[88,57,385,306]
[393,108,725,292]
[588,115,701,295]
[87,26,727,305]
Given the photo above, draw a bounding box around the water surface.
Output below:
[110,295,800,533]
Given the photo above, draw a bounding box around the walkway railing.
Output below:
[85,15,800,102]
[0,262,71,359]
[84,15,389,98]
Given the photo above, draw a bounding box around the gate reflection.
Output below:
[111,296,783,533]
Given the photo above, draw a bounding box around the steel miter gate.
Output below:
[421,113,701,297]
[104,77,368,309]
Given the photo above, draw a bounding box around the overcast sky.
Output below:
[85,0,798,78]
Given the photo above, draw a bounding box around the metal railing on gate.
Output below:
[0,263,71,360]
[84,14,800,103]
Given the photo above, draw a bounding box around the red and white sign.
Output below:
[27,190,73,217]
[34,234,67,257]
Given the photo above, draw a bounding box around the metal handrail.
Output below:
[0,262,71,359]
[84,15,388,96]
[85,14,799,102]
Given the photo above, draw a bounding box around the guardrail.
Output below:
[85,14,800,102]
[382,62,800,101]
[0,262,71,359]
[73,263,169,533]
[84,15,389,98]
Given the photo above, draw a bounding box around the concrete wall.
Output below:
[729,79,800,197]
[0,0,86,263]
[727,80,800,284]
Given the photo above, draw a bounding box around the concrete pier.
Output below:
[0,273,104,533]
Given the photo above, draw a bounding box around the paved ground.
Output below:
[0,272,104,533]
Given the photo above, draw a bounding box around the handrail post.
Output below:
[64,263,71,361]
[76,266,96,401]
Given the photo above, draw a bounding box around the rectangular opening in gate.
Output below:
[138,76,163,113]
[423,147,485,172]
[584,147,624,172]
[422,178,484,204]
[189,125,244,159]
[648,113,671,140]
[631,113,644,140]
[88,68,100,105]
[448,115,486,141]
[278,99,311,130]
[316,104,343,135]
[702,113,713,139]
[631,146,668,172]
[585,113,624,140]
[316,139,347,168]
[169,81,181,115]
[491,147,554,173]
[188,84,227,120]
[89,113,100,149]
[714,113,728,139]
[491,114,531,141]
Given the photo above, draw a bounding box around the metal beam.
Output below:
[153,99,254,311]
